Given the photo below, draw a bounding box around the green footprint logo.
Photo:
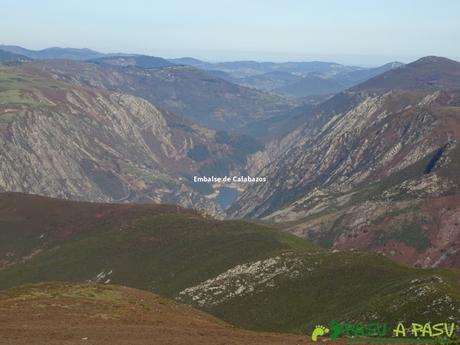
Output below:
[311,325,330,342]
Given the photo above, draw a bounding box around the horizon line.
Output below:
[2,42,460,67]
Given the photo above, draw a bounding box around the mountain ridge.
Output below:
[0,44,105,60]
[353,56,460,91]
[0,49,31,62]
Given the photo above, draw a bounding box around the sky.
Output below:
[1,0,459,66]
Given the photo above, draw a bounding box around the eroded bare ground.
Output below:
[0,283,311,345]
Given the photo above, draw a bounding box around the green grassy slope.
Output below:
[0,193,315,296]
[0,193,459,334]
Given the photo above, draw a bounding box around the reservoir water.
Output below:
[214,187,240,209]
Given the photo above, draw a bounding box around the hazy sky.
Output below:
[1,0,459,65]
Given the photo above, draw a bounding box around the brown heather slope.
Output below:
[0,282,311,345]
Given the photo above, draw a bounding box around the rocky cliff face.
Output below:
[229,57,460,267]
[231,89,458,216]
[0,65,249,214]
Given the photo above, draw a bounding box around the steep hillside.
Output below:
[353,57,460,91]
[276,185,460,268]
[24,60,296,131]
[0,65,255,213]
[229,57,460,267]
[1,193,460,334]
[0,282,309,345]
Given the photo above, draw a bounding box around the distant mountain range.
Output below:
[274,62,404,97]
[90,54,175,69]
[168,58,356,78]
[0,45,104,60]
[0,45,404,99]
[169,57,404,98]
[0,49,30,62]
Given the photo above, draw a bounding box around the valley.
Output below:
[2,49,460,270]
[1,42,460,344]
[0,63,270,215]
